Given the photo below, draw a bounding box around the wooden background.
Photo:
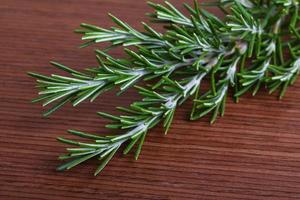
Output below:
[1,0,300,199]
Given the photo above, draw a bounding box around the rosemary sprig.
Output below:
[57,72,205,176]
[29,0,300,175]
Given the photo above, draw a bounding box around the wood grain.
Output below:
[1,0,300,199]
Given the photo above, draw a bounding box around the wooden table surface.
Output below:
[1,0,300,199]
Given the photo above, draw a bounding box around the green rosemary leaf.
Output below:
[134,132,147,160]
[50,61,86,76]
[57,151,102,171]
[123,135,141,155]
[94,146,119,176]
[43,95,73,117]
[68,130,106,140]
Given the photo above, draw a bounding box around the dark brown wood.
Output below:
[1,0,300,199]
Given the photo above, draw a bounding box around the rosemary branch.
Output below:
[29,0,300,175]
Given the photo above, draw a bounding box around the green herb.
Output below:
[29,0,300,175]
